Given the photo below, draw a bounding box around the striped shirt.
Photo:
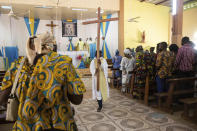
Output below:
[175,44,195,72]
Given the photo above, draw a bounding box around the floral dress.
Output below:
[1,52,86,131]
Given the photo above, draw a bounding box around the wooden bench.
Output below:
[131,73,156,105]
[155,77,197,112]
[155,89,196,109]
[179,98,197,119]
[109,68,121,89]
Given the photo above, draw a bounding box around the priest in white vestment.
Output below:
[76,38,84,51]
[90,51,109,112]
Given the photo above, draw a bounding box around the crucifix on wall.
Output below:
[82,7,119,91]
[46,21,58,35]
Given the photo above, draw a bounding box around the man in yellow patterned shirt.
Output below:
[156,42,174,93]
[0,32,85,131]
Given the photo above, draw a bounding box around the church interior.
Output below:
[0,0,197,130]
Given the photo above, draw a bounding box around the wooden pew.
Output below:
[155,77,197,113]
[109,68,121,89]
[142,74,156,105]
[131,72,156,105]
[179,98,197,120]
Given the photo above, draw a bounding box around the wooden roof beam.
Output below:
[155,0,169,5]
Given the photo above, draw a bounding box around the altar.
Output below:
[58,51,89,68]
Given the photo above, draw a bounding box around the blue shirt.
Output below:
[112,55,122,69]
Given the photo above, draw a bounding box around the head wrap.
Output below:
[115,49,119,56]
[26,32,55,65]
[124,48,131,56]
[34,32,55,54]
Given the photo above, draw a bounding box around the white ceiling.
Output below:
[0,0,119,20]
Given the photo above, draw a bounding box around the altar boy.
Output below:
[90,51,109,112]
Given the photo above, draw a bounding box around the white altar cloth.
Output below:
[58,51,89,68]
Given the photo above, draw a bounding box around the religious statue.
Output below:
[89,37,97,59]
[83,38,89,51]
[138,31,145,43]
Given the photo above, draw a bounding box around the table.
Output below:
[58,51,89,68]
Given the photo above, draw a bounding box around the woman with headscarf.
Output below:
[1,32,86,131]
[112,49,122,86]
[120,49,135,93]
[134,46,146,97]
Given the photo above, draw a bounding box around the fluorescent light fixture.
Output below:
[172,0,177,15]
[35,6,53,9]
[72,8,88,11]
[194,32,197,39]
[96,10,104,14]
[194,41,197,50]
[1,6,11,9]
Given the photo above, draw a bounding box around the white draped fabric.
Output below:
[58,51,89,68]
[0,57,5,71]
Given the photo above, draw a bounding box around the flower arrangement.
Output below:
[76,55,82,60]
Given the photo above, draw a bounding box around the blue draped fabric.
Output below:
[78,59,85,69]
[24,17,40,36]
[0,49,2,56]
[89,43,96,59]
[4,46,19,67]
[100,14,112,59]
[67,37,75,51]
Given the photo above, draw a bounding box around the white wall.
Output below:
[0,13,118,57]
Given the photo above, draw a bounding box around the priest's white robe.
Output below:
[90,57,109,101]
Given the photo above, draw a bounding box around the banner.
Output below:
[24,17,40,36]
[100,14,112,59]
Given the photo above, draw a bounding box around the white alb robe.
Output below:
[90,57,109,100]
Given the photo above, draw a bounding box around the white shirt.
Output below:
[120,57,136,73]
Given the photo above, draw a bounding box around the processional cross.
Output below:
[46,21,58,35]
[83,7,119,91]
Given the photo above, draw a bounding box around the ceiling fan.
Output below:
[128,16,141,23]
[8,7,19,20]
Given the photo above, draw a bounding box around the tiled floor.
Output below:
[72,88,197,131]
[1,87,197,131]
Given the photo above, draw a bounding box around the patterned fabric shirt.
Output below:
[156,51,174,78]
[1,52,86,131]
[175,44,195,72]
